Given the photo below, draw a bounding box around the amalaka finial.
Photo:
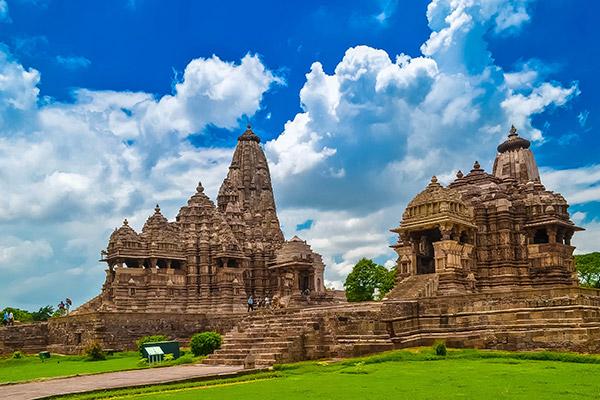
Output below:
[155,204,160,213]
[431,176,438,184]
[456,170,464,179]
[509,125,518,137]
[247,123,252,130]
[123,218,129,226]
[196,181,204,193]
[473,160,481,170]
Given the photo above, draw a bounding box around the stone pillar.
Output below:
[548,226,557,244]
[565,231,573,246]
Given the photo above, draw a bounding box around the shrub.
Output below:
[12,351,24,359]
[190,331,222,356]
[84,341,106,361]
[164,353,174,362]
[172,353,195,365]
[136,334,168,357]
[136,358,148,367]
[433,341,447,356]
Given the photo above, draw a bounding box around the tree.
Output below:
[575,252,600,288]
[344,258,396,302]
[31,305,54,321]
[2,307,35,322]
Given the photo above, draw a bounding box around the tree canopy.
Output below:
[575,252,600,288]
[2,305,55,322]
[344,258,396,302]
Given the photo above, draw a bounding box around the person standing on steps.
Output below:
[247,295,254,312]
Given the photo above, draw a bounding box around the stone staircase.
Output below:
[385,274,439,300]
[202,312,333,367]
[203,302,393,367]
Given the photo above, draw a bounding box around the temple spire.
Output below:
[493,125,540,183]
[238,124,261,143]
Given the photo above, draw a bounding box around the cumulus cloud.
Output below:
[0,0,591,308]
[0,49,279,309]
[541,165,600,205]
[266,0,581,286]
[0,237,53,268]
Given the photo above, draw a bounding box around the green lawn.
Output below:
[58,349,600,400]
[0,352,143,383]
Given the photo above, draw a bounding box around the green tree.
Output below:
[1,307,33,323]
[31,305,54,321]
[344,258,396,302]
[575,252,600,288]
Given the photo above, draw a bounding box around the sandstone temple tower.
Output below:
[83,126,329,313]
[391,126,583,296]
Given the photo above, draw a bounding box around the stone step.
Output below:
[221,342,292,350]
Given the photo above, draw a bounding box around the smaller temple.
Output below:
[269,236,326,300]
[390,126,583,297]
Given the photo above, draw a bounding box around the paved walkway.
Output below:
[4,363,245,400]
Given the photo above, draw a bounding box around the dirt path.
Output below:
[4,363,245,399]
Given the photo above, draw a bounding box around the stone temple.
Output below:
[2,125,600,365]
[390,125,582,297]
[84,125,329,314]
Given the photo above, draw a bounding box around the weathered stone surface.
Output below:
[81,125,331,315]
[391,126,582,296]
[5,125,600,366]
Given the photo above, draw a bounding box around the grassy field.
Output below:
[0,352,143,383]
[0,351,201,384]
[57,349,600,400]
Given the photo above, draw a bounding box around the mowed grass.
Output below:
[58,349,600,400]
[0,352,142,383]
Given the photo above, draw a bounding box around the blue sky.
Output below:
[0,0,599,309]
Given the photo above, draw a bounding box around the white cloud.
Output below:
[541,165,600,205]
[0,49,279,308]
[502,82,579,141]
[0,237,53,269]
[0,0,591,308]
[266,0,580,286]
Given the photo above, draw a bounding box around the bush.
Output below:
[433,341,447,356]
[164,353,174,362]
[136,334,168,357]
[190,331,222,356]
[136,358,148,367]
[84,341,106,361]
[12,351,24,359]
[172,353,195,365]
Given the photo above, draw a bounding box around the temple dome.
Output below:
[497,125,531,153]
[401,176,473,225]
[141,205,182,245]
[108,219,141,249]
[492,125,540,183]
[274,235,324,267]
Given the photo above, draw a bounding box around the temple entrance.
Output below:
[299,272,311,292]
[416,228,441,274]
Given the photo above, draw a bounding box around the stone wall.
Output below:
[382,287,600,353]
[1,312,245,355]
[4,287,600,358]
[0,323,49,355]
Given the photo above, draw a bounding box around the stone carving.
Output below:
[86,125,329,314]
[391,126,583,295]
